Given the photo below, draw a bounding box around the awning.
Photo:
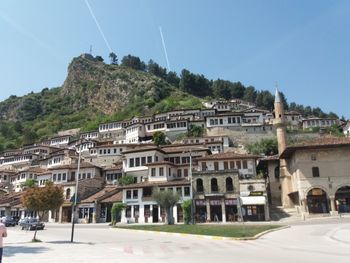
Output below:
[240,196,266,205]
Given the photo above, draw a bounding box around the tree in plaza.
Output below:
[109,52,118,65]
[152,131,167,146]
[21,182,64,241]
[111,202,127,226]
[152,189,180,225]
[181,199,192,224]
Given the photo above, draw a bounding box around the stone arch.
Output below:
[225,177,233,192]
[66,188,71,200]
[306,187,329,214]
[211,178,218,192]
[335,185,350,213]
[196,178,204,193]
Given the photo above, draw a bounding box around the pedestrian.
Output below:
[0,218,7,263]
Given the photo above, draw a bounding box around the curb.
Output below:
[112,225,290,241]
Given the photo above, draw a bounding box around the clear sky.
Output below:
[0,0,349,118]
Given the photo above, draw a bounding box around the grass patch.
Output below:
[115,224,281,238]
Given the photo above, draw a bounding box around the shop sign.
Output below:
[195,200,207,206]
[210,200,221,206]
[249,191,263,196]
[225,199,237,205]
[311,189,324,196]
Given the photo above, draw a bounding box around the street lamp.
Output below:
[70,141,84,243]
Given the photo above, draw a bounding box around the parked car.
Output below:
[2,217,16,227]
[20,218,45,231]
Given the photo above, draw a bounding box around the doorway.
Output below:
[152,205,159,223]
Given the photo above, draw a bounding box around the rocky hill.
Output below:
[0,54,202,150]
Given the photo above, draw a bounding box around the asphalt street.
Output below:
[3,218,350,263]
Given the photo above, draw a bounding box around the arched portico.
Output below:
[335,186,350,213]
[306,188,329,214]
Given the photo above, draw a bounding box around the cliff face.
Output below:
[61,54,173,115]
[0,54,176,122]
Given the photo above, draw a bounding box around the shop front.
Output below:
[225,199,238,222]
[240,195,267,221]
[335,186,350,213]
[306,188,329,214]
[195,199,207,223]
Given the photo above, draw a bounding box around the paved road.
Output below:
[3,219,350,263]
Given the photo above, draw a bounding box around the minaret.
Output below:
[273,89,287,154]
[273,89,292,208]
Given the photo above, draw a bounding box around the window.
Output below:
[126,190,131,199]
[133,190,138,199]
[53,174,56,181]
[311,154,317,161]
[147,156,152,163]
[151,168,156,177]
[159,167,164,176]
[196,178,204,192]
[176,187,182,196]
[87,173,91,179]
[184,187,190,196]
[129,158,134,168]
[242,160,248,169]
[230,161,235,169]
[211,178,218,192]
[201,162,207,171]
[214,162,219,171]
[184,169,188,177]
[236,161,241,169]
[58,174,61,181]
[226,177,233,192]
[177,169,182,177]
[62,173,67,181]
[312,167,320,177]
[141,157,146,165]
[135,157,140,167]
[224,161,228,170]
[66,188,71,200]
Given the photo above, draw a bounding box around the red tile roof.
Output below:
[280,137,350,158]
[195,152,260,161]
[119,179,190,189]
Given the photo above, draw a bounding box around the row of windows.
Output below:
[201,160,248,171]
[99,148,123,155]
[53,173,67,181]
[129,156,156,168]
[150,167,189,177]
[196,177,234,192]
[166,122,187,129]
[126,187,191,199]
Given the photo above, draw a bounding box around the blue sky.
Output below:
[0,0,349,118]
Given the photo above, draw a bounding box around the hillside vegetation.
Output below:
[0,53,340,152]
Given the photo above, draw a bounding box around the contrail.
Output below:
[159,26,171,71]
[84,0,112,53]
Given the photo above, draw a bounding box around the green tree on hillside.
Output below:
[121,55,146,71]
[153,131,167,146]
[109,52,118,65]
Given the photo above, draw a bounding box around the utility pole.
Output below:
[71,142,83,243]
